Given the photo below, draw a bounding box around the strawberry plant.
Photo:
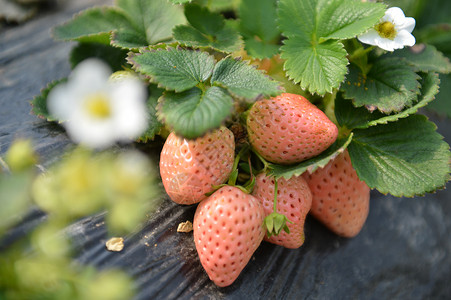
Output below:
[29,0,451,289]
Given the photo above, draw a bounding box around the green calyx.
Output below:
[263,178,292,237]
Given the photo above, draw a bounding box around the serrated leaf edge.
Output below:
[127,45,215,92]
[342,58,423,114]
[51,6,125,41]
[211,56,283,100]
[280,38,349,96]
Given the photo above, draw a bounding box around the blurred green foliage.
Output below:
[0,141,161,299]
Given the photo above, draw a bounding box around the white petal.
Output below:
[47,83,77,120]
[65,116,116,149]
[384,7,405,24]
[395,30,416,47]
[375,38,397,52]
[70,59,111,96]
[111,80,148,139]
[357,29,381,46]
[398,17,415,33]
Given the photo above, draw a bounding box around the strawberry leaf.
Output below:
[336,72,440,129]
[30,78,67,122]
[138,85,164,142]
[113,0,186,48]
[53,0,186,49]
[278,0,385,41]
[384,44,451,74]
[277,0,385,95]
[70,43,129,71]
[342,57,421,114]
[239,0,280,59]
[173,4,242,52]
[280,37,348,95]
[211,57,282,99]
[158,86,233,139]
[169,0,191,4]
[53,7,131,43]
[129,47,216,92]
[348,115,451,197]
[427,74,451,118]
[269,134,353,179]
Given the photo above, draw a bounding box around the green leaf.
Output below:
[70,43,129,71]
[138,85,164,142]
[194,0,240,12]
[239,0,280,59]
[158,86,233,138]
[427,73,451,118]
[31,78,67,121]
[173,4,242,52]
[280,36,348,95]
[277,0,385,95]
[129,47,216,92]
[278,0,385,40]
[242,39,280,60]
[172,24,241,53]
[384,44,451,74]
[211,57,281,99]
[53,7,132,42]
[336,72,440,129]
[269,134,353,179]
[416,23,451,55]
[170,0,192,3]
[342,57,421,113]
[114,0,186,48]
[348,115,451,197]
[54,0,186,49]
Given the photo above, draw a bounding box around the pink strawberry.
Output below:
[302,150,370,238]
[252,173,312,249]
[193,186,265,287]
[159,126,235,205]
[247,93,338,164]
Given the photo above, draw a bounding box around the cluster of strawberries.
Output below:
[159,93,370,287]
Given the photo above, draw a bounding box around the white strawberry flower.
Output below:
[357,7,416,52]
[47,59,148,149]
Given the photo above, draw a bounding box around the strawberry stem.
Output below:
[253,150,270,173]
[263,176,292,237]
[272,178,278,213]
[323,89,338,126]
[227,144,250,186]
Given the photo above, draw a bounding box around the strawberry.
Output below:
[252,173,312,249]
[247,93,338,165]
[193,186,265,287]
[302,150,370,238]
[159,127,235,205]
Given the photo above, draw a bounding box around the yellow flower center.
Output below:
[84,93,111,119]
[376,21,397,40]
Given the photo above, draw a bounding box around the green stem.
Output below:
[227,144,250,186]
[272,178,278,213]
[197,81,207,93]
[253,150,270,173]
[323,89,338,126]
[349,45,375,62]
